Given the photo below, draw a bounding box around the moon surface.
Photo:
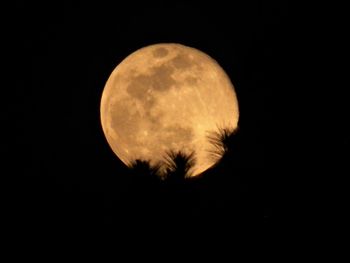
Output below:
[100,43,239,176]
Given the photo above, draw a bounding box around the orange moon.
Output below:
[100,43,239,176]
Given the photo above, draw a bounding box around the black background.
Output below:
[11,0,349,253]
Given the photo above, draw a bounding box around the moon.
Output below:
[100,43,239,176]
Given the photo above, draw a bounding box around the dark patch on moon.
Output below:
[126,74,151,101]
[185,76,199,85]
[126,62,178,131]
[144,94,156,109]
[124,52,197,148]
[109,99,142,140]
[151,64,176,92]
[153,47,169,58]
[127,64,176,97]
[126,63,176,123]
[171,53,193,69]
[148,111,162,126]
[126,52,197,102]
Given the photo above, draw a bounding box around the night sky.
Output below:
[13,0,348,251]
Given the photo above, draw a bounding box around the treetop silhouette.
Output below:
[207,126,239,164]
[163,150,196,181]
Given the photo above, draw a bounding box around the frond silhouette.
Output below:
[163,150,196,181]
[207,126,239,163]
[129,159,161,180]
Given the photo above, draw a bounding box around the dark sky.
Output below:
[14,0,348,250]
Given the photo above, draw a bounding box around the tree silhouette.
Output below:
[207,126,239,165]
[128,159,162,187]
[126,159,162,222]
[129,159,160,177]
[163,150,196,183]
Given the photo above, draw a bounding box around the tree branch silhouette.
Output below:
[207,126,239,164]
[129,159,161,181]
[163,150,196,182]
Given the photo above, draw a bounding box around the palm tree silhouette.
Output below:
[163,150,195,180]
[207,126,239,165]
[128,159,162,187]
[129,159,160,176]
[127,159,162,221]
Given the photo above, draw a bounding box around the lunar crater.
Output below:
[153,47,169,58]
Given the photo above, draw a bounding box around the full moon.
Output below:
[100,43,239,176]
